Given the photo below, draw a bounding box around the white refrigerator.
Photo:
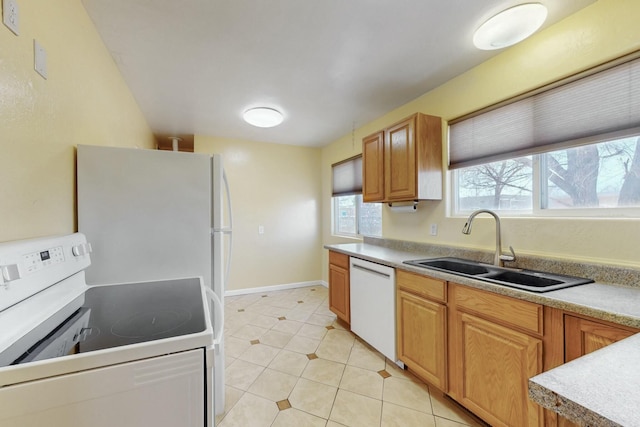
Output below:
[76,144,232,417]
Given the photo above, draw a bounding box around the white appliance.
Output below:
[349,257,397,362]
[0,233,221,426]
[76,144,232,416]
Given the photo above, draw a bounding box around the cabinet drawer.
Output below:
[329,251,349,269]
[397,269,446,303]
[451,283,543,336]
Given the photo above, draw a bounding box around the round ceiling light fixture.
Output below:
[243,107,284,128]
[473,3,548,50]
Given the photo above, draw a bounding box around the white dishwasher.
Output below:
[350,257,397,361]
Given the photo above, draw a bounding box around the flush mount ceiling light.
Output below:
[473,3,548,50]
[243,107,284,128]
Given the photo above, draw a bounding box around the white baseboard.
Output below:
[225,280,327,297]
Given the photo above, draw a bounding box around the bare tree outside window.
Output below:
[456,136,640,213]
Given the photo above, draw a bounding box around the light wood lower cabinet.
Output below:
[396,270,447,390]
[328,251,350,325]
[448,283,543,427]
[558,314,638,427]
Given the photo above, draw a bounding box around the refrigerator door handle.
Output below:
[205,287,224,355]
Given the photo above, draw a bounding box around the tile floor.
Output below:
[217,285,487,427]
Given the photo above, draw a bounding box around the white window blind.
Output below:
[332,155,362,196]
[449,54,640,169]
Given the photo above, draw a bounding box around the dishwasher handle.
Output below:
[351,263,391,279]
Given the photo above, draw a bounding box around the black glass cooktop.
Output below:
[4,278,207,366]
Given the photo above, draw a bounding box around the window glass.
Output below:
[456,157,533,212]
[543,137,640,209]
[453,135,640,215]
[333,195,382,237]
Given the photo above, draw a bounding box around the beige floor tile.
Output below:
[430,391,487,427]
[215,385,245,424]
[284,335,321,354]
[288,377,338,419]
[284,307,314,322]
[248,368,298,401]
[316,330,355,363]
[268,349,310,376]
[301,358,346,387]
[326,422,348,427]
[259,329,294,348]
[225,359,265,391]
[347,339,386,372]
[383,376,432,414]
[260,305,291,318]
[248,314,280,329]
[225,355,236,368]
[272,319,304,334]
[296,323,328,340]
[218,391,278,427]
[238,343,281,367]
[271,408,327,427]
[330,389,382,427]
[385,358,420,381]
[339,365,384,399]
[225,335,251,358]
[435,416,480,427]
[313,303,337,317]
[230,323,269,341]
[382,401,437,427]
[306,313,337,327]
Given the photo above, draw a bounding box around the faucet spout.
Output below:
[461,209,516,267]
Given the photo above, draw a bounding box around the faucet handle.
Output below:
[500,246,517,263]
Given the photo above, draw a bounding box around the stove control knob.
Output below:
[72,243,92,257]
[1,264,20,282]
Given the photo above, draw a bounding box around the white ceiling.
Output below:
[81,0,596,148]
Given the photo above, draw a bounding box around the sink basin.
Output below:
[405,258,490,275]
[403,257,593,293]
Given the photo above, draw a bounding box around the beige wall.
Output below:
[196,136,323,292]
[322,0,640,275]
[0,0,154,242]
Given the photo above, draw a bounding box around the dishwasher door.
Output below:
[349,258,396,361]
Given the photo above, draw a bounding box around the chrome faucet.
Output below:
[462,209,516,267]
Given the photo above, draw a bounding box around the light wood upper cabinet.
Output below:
[448,283,543,427]
[396,270,447,390]
[328,251,350,325]
[362,131,385,202]
[362,113,443,203]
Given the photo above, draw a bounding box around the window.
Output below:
[333,194,382,237]
[454,134,640,215]
[450,52,640,217]
[332,155,382,237]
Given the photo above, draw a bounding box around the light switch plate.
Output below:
[3,0,19,35]
[34,40,47,79]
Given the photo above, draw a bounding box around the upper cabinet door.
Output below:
[385,116,417,201]
[362,131,385,202]
[361,113,443,203]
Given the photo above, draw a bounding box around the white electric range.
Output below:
[0,233,221,426]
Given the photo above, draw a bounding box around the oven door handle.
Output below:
[205,287,224,355]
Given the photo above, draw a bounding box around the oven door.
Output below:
[0,349,208,427]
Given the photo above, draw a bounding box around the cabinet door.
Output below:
[397,289,447,390]
[385,116,417,200]
[450,311,543,427]
[329,264,350,324]
[362,131,385,202]
[564,315,636,362]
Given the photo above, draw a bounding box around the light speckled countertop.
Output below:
[325,240,640,426]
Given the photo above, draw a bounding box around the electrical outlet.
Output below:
[258,225,264,235]
[430,223,438,236]
[3,0,19,35]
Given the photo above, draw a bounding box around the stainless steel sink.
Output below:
[403,257,593,293]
